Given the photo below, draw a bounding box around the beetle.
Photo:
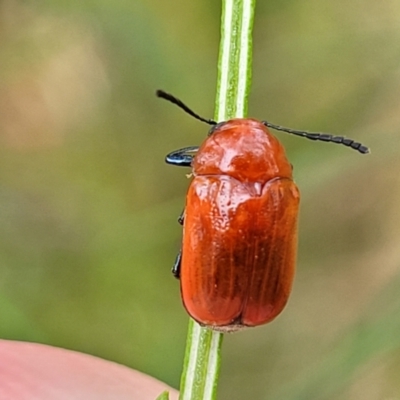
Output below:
[157,90,369,332]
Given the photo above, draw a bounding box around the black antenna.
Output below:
[263,121,370,154]
[156,90,216,126]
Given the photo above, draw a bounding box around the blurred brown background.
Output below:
[0,1,399,399]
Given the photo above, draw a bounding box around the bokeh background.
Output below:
[1,0,399,399]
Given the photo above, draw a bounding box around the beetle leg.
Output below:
[165,145,192,279]
[178,209,185,225]
[165,146,199,167]
[171,211,185,278]
[171,250,182,279]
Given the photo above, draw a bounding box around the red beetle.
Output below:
[157,90,369,332]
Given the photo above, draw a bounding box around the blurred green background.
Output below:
[0,0,399,399]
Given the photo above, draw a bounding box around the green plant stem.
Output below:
[215,0,256,120]
[178,1,256,400]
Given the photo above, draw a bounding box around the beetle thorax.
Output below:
[192,118,293,184]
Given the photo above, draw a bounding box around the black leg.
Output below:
[171,210,184,278]
[178,209,185,225]
[165,146,199,167]
[166,146,195,279]
[171,250,182,279]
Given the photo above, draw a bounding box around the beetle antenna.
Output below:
[263,121,370,154]
[156,90,217,126]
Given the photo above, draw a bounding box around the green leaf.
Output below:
[156,391,170,400]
